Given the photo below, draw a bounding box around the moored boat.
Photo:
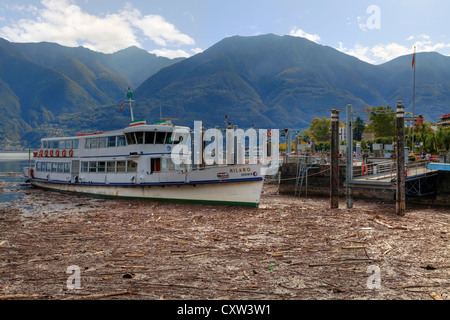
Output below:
[22,94,265,207]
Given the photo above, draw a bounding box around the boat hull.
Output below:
[28,178,264,207]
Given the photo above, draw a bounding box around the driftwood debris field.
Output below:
[0,180,449,300]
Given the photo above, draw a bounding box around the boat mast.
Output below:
[127,88,135,122]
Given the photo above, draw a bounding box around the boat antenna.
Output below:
[127,88,135,121]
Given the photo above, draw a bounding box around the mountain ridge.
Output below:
[133,34,433,130]
[0,39,182,148]
[0,34,448,148]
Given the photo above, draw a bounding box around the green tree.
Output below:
[414,122,435,152]
[366,106,395,138]
[410,123,450,154]
[353,117,366,141]
[436,126,450,151]
[308,117,331,142]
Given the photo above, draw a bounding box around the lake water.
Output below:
[0,152,33,208]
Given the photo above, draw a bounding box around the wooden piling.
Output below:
[396,101,406,216]
[346,104,353,209]
[330,109,340,209]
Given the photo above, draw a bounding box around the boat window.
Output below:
[108,136,116,148]
[135,132,144,144]
[145,132,155,144]
[57,163,64,173]
[125,133,137,145]
[99,137,107,148]
[64,163,70,173]
[66,140,73,149]
[155,132,166,144]
[151,158,161,173]
[52,163,58,173]
[117,161,126,173]
[43,141,48,149]
[81,162,88,172]
[58,140,65,149]
[46,163,52,172]
[98,162,106,173]
[107,161,116,172]
[171,134,184,145]
[117,135,126,147]
[73,140,79,149]
[168,158,174,170]
[91,138,98,149]
[127,161,137,173]
[162,158,175,171]
[37,162,42,172]
[89,162,97,173]
[165,133,173,144]
[53,141,59,149]
[84,139,91,149]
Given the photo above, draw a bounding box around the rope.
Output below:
[265,167,331,182]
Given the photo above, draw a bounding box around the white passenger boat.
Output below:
[22,98,265,207]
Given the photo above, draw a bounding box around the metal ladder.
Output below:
[294,159,307,196]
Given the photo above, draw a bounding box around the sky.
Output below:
[0,0,449,64]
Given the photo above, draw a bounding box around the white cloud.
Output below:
[371,43,411,62]
[150,47,203,59]
[122,3,194,48]
[150,48,191,59]
[338,42,376,64]
[190,47,204,55]
[337,35,450,64]
[357,16,368,32]
[289,27,320,43]
[0,0,195,56]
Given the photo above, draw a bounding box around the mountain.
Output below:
[0,39,182,148]
[133,34,447,131]
[1,34,449,149]
[379,52,450,114]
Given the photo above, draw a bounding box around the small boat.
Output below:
[22,92,265,207]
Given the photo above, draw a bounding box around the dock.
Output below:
[279,154,448,205]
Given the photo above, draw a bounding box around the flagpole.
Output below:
[127,88,134,122]
[412,46,416,153]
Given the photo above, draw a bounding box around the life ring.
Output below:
[49,149,54,157]
[55,150,60,157]
[38,150,43,158]
[69,149,74,157]
[44,150,49,157]
[62,150,67,157]
[362,165,368,175]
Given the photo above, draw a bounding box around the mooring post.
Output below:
[201,122,206,168]
[396,101,406,216]
[346,104,353,209]
[330,109,340,209]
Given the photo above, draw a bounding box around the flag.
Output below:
[120,103,123,112]
[412,53,415,69]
